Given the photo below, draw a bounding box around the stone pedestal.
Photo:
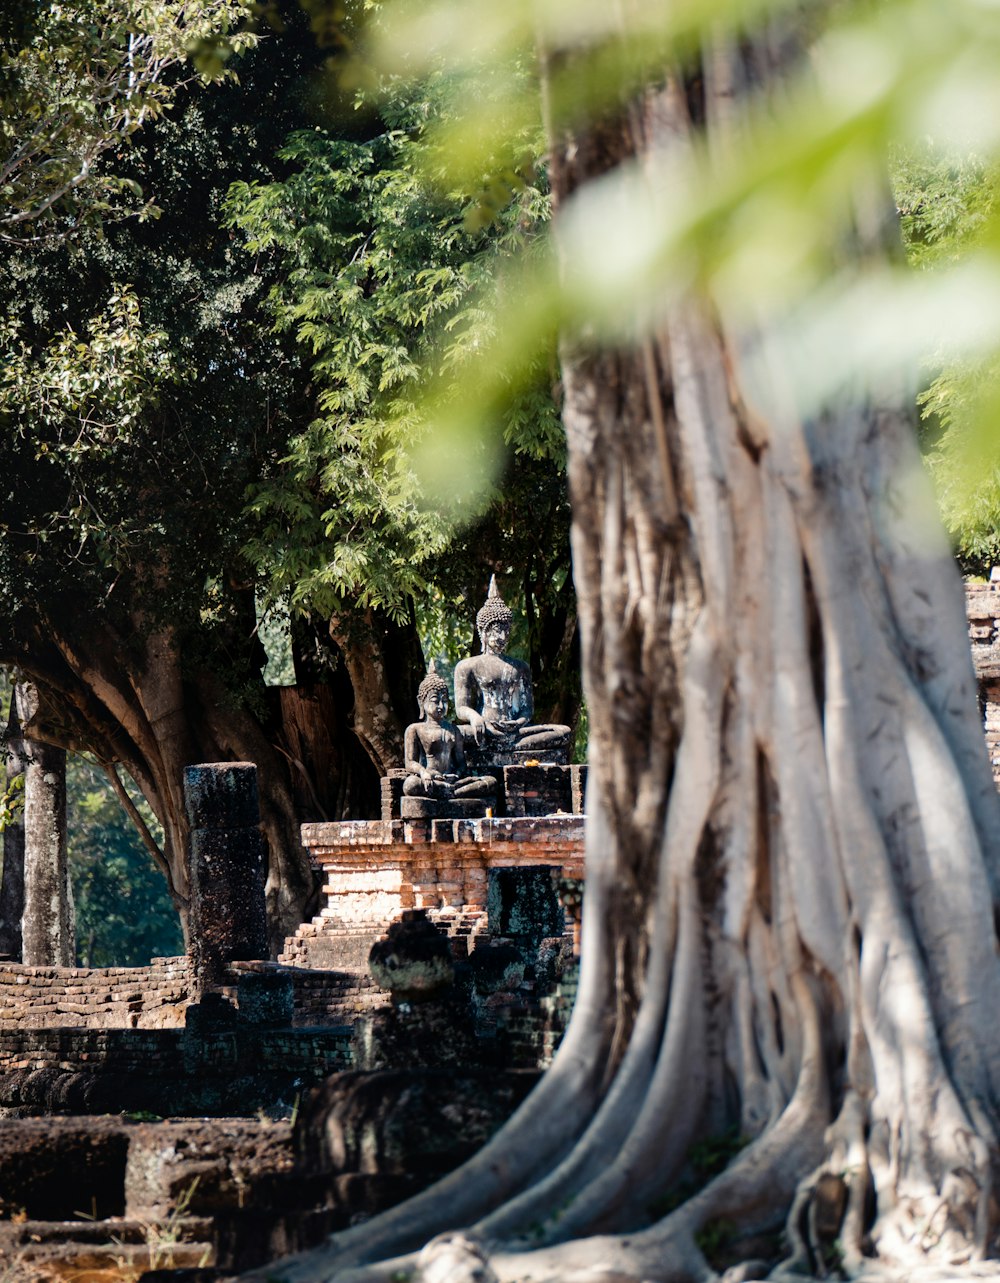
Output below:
[382,764,587,821]
[400,796,490,820]
[502,764,588,817]
[184,763,268,993]
[464,742,569,772]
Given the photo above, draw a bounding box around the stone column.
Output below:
[184,762,268,992]
[18,684,74,967]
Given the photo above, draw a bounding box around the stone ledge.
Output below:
[302,814,584,856]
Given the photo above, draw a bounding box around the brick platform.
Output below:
[284,816,585,970]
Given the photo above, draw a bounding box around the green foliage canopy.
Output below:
[1,290,183,587]
[0,0,256,245]
[226,69,563,623]
[357,0,1000,538]
[0,10,328,702]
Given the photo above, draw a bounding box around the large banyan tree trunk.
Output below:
[247,23,1000,1283]
[8,586,429,953]
[10,623,312,951]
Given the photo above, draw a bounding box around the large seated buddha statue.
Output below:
[454,578,571,767]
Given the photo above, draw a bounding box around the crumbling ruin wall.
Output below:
[966,572,1000,786]
[497,959,581,1070]
[228,959,389,1026]
[0,956,189,1029]
[0,1022,354,1116]
[286,815,585,969]
[0,1075,541,1278]
[0,956,393,1031]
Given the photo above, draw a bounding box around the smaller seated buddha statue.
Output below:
[403,665,496,805]
[454,578,571,762]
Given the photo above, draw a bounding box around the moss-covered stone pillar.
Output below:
[184,762,268,992]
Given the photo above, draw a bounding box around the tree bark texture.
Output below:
[328,606,426,777]
[0,691,25,959]
[17,683,74,967]
[6,614,391,953]
[247,20,1000,1283]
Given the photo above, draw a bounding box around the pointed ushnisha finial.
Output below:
[476,575,513,640]
[417,658,448,706]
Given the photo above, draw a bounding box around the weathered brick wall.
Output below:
[499,962,580,1070]
[0,1026,353,1077]
[283,816,584,1069]
[503,764,588,817]
[0,1023,354,1116]
[0,953,393,1036]
[0,1079,536,1274]
[966,573,1000,786]
[0,817,585,1087]
[0,956,189,1029]
[0,1028,179,1074]
[229,960,389,1026]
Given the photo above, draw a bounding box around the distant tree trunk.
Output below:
[18,683,74,967]
[278,684,380,823]
[328,605,426,775]
[285,613,382,821]
[8,626,313,954]
[0,691,25,959]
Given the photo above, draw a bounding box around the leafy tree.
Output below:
[255,1,1000,1281]
[0,0,255,244]
[226,69,578,758]
[895,148,1000,572]
[0,3,579,946]
[0,5,351,945]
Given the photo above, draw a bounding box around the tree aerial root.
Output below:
[757,1079,877,1281]
[311,972,831,1283]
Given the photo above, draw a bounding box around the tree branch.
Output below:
[99,758,188,911]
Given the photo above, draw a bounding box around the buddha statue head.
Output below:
[416,663,449,721]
